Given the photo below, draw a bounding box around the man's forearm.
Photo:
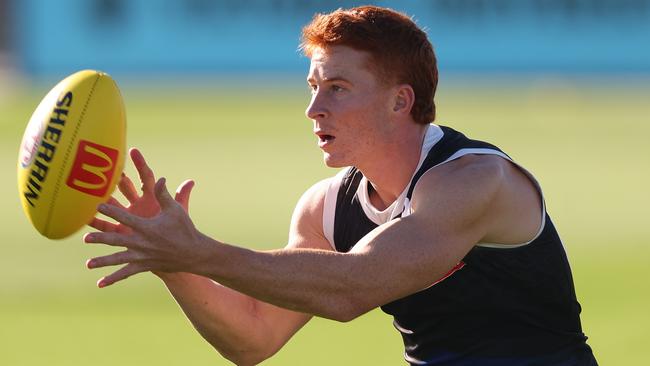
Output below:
[158,272,277,364]
[194,237,372,322]
[192,214,459,323]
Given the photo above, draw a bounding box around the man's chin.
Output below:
[323,155,348,168]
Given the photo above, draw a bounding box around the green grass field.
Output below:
[1,76,649,365]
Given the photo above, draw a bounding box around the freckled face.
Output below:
[305,46,395,168]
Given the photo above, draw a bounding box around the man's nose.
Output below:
[305,93,328,120]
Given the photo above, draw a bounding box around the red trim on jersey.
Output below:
[432,261,466,286]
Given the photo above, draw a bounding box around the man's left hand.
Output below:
[84,178,209,288]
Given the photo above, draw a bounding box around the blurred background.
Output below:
[1,0,649,364]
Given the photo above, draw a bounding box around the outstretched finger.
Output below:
[83,231,134,247]
[130,148,156,194]
[97,203,146,231]
[155,178,177,211]
[118,173,139,204]
[97,263,147,288]
[86,250,133,269]
[175,179,195,212]
[88,217,124,233]
[106,196,127,210]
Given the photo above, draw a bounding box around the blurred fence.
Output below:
[5,0,650,77]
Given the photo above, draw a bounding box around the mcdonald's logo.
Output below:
[66,140,119,197]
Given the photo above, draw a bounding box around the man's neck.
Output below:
[358,124,429,211]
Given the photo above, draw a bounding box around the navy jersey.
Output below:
[321,125,597,365]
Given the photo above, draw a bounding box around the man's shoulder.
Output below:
[416,153,509,195]
[293,177,331,216]
[409,153,514,218]
[287,176,336,250]
[301,167,356,203]
[411,153,543,245]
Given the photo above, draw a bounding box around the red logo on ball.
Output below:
[66,140,119,197]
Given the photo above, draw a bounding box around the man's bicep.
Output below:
[409,156,504,244]
[346,159,502,306]
[345,215,476,306]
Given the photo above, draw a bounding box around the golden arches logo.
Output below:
[66,140,119,197]
[72,145,113,190]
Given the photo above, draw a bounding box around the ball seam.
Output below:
[44,73,101,238]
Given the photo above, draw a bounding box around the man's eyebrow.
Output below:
[307,76,352,84]
[323,76,352,83]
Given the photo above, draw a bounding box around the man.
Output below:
[85,6,597,366]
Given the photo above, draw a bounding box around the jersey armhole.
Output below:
[322,169,347,251]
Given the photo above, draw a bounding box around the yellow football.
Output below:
[17,70,126,239]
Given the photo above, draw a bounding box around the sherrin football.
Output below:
[17,70,126,239]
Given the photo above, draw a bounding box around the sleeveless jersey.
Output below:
[322,125,597,365]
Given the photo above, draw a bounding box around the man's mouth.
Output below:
[319,134,335,142]
[316,133,335,148]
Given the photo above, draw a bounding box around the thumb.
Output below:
[175,179,195,212]
[155,177,176,211]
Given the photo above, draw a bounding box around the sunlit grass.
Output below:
[1,77,648,365]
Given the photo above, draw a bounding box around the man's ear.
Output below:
[393,85,415,115]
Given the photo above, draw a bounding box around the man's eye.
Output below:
[308,85,318,93]
[332,85,344,92]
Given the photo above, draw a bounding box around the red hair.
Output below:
[301,6,438,124]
